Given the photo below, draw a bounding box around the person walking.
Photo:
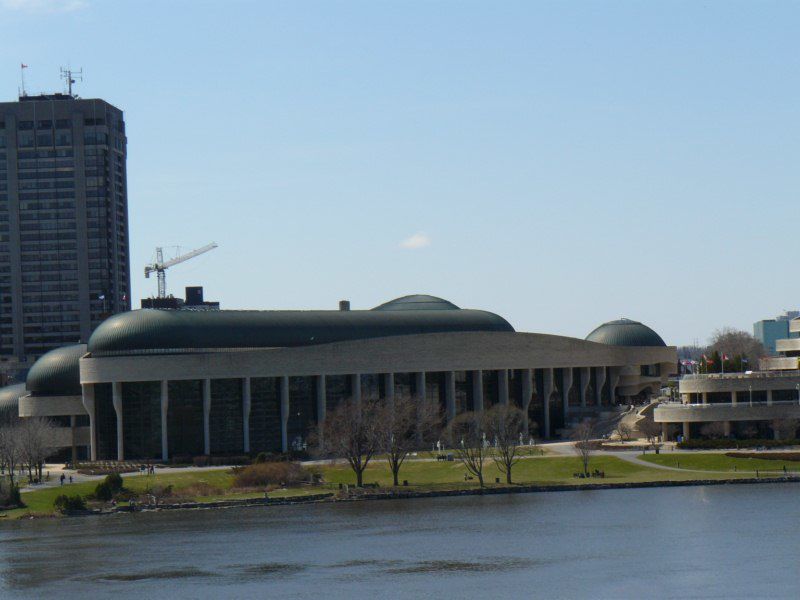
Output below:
[59,474,65,486]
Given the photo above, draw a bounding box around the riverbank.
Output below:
[4,451,800,520]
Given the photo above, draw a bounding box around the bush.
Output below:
[726,452,800,462]
[232,462,309,488]
[105,472,124,493]
[0,483,22,509]
[677,438,800,450]
[253,452,269,464]
[53,494,87,513]
[94,481,114,502]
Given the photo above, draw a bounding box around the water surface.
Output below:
[1,484,797,599]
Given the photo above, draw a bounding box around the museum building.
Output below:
[5,295,676,462]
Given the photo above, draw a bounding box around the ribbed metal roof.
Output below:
[88,306,514,356]
[585,319,666,347]
[0,382,25,425]
[26,344,86,396]
[372,295,460,311]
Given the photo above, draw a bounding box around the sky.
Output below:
[1,0,798,346]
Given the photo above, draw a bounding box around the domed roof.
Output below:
[26,344,86,396]
[372,295,460,311]
[88,307,514,356]
[0,382,25,425]
[586,318,666,347]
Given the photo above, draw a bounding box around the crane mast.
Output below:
[144,242,218,298]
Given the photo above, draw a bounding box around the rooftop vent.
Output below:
[339,300,351,311]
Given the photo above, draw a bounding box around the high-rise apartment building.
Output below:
[0,93,130,378]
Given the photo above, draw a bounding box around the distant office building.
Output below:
[141,286,220,311]
[0,92,131,377]
[754,310,799,353]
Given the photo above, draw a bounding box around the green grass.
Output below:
[0,452,786,521]
[640,453,800,473]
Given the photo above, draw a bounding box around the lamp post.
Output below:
[749,385,753,407]
[796,383,799,406]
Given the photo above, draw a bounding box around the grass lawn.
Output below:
[1,452,785,521]
[640,453,800,474]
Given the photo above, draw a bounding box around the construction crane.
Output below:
[144,242,218,298]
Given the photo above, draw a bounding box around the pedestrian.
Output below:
[59,474,65,486]
[69,475,73,484]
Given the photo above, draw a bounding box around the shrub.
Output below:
[726,452,800,462]
[677,438,800,450]
[105,472,124,493]
[254,452,269,464]
[232,462,309,488]
[94,481,114,502]
[53,494,87,513]
[0,483,22,508]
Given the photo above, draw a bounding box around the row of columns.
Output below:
[85,365,620,462]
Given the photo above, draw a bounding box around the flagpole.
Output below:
[721,353,725,375]
[20,63,27,97]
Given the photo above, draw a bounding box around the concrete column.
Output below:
[731,390,738,406]
[445,371,456,422]
[521,369,532,434]
[472,370,483,412]
[682,422,691,441]
[70,415,77,466]
[280,376,289,453]
[316,375,327,424]
[242,377,251,454]
[595,367,607,407]
[767,389,773,406]
[351,374,362,404]
[498,370,509,406]
[607,367,620,405]
[542,369,553,439]
[723,421,731,438]
[701,392,708,405]
[383,373,395,408]
[562,369,573,421]
[112,381,123,461]
[160,380,169,462]
[202,379,211,456]
[661,422,669,442]
[580,367,590,408]
[415,371,426,401]
[81,384,96,462]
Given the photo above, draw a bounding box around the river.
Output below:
[0,483,798,599]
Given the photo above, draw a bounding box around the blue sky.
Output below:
[1,0,798,346]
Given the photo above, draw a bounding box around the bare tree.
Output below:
[615,421,633,442]
[0,425,22,488]
[18,418,57,483]
[771,418,799,440]
[377,395,441,487]
[484,404,527,484]
[638,418,662,449]
[708,327,766,364]
[572,420,596,476]
[310,397,382,487]
[449,411,489,488]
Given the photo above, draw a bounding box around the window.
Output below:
[18,121,34,130]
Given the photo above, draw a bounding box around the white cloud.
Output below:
[399,232,431,250]
[1,0,88,13]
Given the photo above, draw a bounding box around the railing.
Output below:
[681,371,800,381]
[657,399,800,409]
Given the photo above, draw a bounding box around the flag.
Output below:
[702,354,714,364]
[722,353,729,361]
[21,63,28,69]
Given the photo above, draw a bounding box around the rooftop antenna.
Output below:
[60,66,82,98]
[19,63,28,97]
